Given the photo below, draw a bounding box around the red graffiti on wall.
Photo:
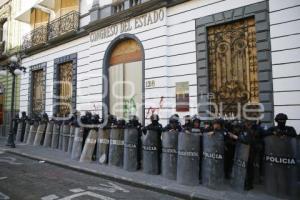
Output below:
[146,96,164,119]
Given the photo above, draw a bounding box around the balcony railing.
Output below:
[22,25,48,51]
[22,11,80,51]
[48,11,80,41]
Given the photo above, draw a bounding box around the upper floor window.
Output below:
[54,0,79,18]
[0,20,7,42]
[30,8,49,28]
[0,20,7,53]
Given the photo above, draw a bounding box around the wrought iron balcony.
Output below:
[22,25,48,51]
[48,11,80,41]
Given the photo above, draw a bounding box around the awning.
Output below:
[38,0,55,10]
[15,8,32,23]
[15,0,53,23]
[15,0,37,23]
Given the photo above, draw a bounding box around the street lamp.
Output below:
[0,55,26,148]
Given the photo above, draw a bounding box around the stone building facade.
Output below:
[14,0,300,132]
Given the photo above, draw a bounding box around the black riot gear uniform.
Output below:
[127,116,142,165]
[182,115,192,131]
[20,112,28,142]
[266,113,297,137]
[142,114,163,174]
[164,114,182,132]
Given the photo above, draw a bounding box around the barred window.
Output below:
[58,62,73,117]
[207,17,259,116]
[32,69,44,115]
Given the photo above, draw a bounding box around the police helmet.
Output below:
[275,113,288,122]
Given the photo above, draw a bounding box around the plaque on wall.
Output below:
[176,82,189,112]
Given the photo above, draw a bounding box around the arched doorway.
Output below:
[105,36,144,122]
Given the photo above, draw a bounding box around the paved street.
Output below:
[0,151,182,200]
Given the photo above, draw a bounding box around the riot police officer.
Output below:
[229,120,256,190]
[191,115,203,133]
[202,118,231,188]
[142,114,163,173]
[13,113,20,136]
[264,113,298,197]
[126,115,142,169]
[81,111,93,149]
[20,112,28,142]
[143,114,163,135]
[164,114,182,132]
[40,112,49,145]
[182,115,192,131]
[266,113,297,137]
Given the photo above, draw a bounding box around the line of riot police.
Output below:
[9,111,299,199]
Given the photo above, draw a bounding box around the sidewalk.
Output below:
[0,137,280,200]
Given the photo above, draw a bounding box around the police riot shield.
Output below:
[71,127,83,160]
[33,123,47,146]
[109,128,124,167]
[202,132,225,189]
[62,125,70,152]
[43,122,54,148]
[23,122,31,143]
[177,132,200,185]
[295,137,300,199]
[97,128,110,164]
[58,124,64,150]
[142,130,160,175]
[123,128,139,171]
[264,135,298,198]
[80,129,97,163]
[231,143,250,192]
[51,123,60,149]
[27,123,38,145]
[252,146,262,184]
[67,126,75,154]
[162,130,178,180]
[16,122,23,143]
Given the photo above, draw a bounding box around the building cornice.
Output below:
[85,0,189,33]
[22,0,189,58]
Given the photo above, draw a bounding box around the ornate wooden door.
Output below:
[58,62,73,117]
[207,17,259,116]
[32,69,44,115]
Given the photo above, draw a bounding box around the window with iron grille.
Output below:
[207,17,259,116]
[58,61,73,117]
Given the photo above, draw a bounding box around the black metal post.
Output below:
[10,73,16,132]
[6,73,16,148]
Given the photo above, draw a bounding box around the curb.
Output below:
[3,148,207,200]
